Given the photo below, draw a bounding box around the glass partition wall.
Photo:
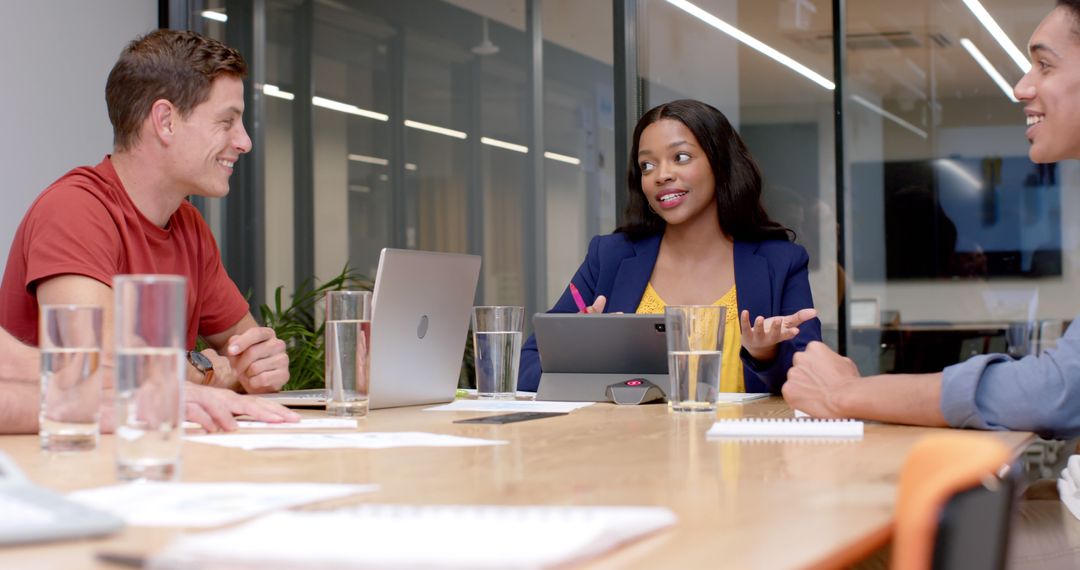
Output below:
[181,0,1074,376]
[638,0,841,347]
[843,0,1071,373]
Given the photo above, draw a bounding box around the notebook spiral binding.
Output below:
[707,417,864,439]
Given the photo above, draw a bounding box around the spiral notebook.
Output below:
[707,418,864,439]
[151,504,677,569]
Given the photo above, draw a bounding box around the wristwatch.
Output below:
[188,350,215,386]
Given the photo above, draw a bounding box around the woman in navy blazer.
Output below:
[519,99,820,393]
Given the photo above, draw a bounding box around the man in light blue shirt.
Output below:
[784,0,1080,440]
[784,3,1080,567]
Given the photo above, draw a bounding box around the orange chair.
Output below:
[892,434,1015,570]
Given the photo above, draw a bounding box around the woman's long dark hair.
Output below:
[617,99,793,242]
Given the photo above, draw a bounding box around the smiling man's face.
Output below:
[1014,7,1080,163]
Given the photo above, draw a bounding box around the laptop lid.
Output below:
[533,313,669,401]
[367,248,480,409]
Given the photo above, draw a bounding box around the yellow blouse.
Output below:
[635,283,745,393]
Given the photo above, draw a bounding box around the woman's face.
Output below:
[637,119,717,228]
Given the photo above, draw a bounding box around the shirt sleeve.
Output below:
[192,211,250,337]
[941,316,1080,438]
[23,188,121,291]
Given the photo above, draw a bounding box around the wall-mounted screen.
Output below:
[852,158,1060,280]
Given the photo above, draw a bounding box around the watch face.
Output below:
[188,350,213,371]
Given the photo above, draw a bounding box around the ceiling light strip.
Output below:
[961,0,1031,73]
[665,0,835,90]
[404,120,468,139]
[262,84,295,101]
[313,96,389,121]
[200,10,227,23]
[850,95,928,139]
[481,137,528,153]
[347,154,389,166]
[543,151,581,165]
[960,39,1020,103]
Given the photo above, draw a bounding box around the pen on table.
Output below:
[568,282,588,313]
[96,551,145,568]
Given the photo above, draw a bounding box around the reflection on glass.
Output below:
[845,0,1069,375]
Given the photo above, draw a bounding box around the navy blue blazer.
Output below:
[518,232,821,393]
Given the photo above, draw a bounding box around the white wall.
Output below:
[0,1,157,266]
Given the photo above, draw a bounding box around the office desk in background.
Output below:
[0,399,1032,569]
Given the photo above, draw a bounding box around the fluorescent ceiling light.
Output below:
[960,38,1020,103]
[262,84,295,101]
[481,137,528,153]
[665,0,834,90]
[405,163,418,171]
[404,120,467,139]
[961,0,1031,73]
[850,94,928,139]
[313,96,389,121]
[347,154,389,166]
[544,151,581,165]
[200,10,227,23]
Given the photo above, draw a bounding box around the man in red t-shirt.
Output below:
[0,30,298,432]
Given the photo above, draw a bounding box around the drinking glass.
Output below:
[113,275,186,481]
[472,306,524,399]
[39,305,103,451]
[324,290,372,417]
[664,305,726,412]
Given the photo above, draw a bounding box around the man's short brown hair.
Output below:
[105,29,247,151]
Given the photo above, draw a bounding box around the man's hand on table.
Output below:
[184,384,300,432]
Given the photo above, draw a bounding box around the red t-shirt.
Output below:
[0,156,250,348]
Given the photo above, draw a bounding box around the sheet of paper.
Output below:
[456,389,537,399]
[715,393,769,403]
[151,505,677,569]
[186,432,507,450]
[68,482,377,528]
[182,418,358,430]
[425,400,594,413]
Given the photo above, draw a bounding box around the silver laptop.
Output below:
[533,313,669,402]
[0,451,124,545]
[263,249,480,409]
[367,248,480,408]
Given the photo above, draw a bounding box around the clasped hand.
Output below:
[201,327,289,394]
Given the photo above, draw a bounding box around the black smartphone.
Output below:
[453,412,568,424]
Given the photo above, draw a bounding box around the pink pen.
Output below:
[568,283,588,313]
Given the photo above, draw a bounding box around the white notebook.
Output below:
[707,418,864,439]
[151,505,677,569]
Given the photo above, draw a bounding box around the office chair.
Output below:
[892,434,1015,570]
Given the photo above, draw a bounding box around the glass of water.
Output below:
[472,306,524,399]
[664,305,726,412]
[39,305,103,451]
[113,275,186,482]
[324,290,372,417]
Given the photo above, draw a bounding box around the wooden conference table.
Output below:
[0,397,1032,569]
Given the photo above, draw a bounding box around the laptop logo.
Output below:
[417,315,429,339]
